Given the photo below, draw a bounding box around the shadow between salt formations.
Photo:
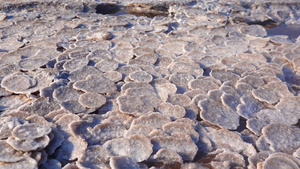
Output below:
[95,3,169,18]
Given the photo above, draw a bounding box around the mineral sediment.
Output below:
[0,0,300,168]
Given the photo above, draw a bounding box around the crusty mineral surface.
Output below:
[0,0,300,168]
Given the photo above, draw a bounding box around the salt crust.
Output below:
[170,62,203,76]
[131,112,171,129]
[169,72,194,87]
[158,102,186,120]
[63,58,89,71]
[188,79,220,92]
[125,124,155,137]
[103,135,153,162]
[185,89,206,99]
[252,87,281,105]
[275,97,300,123]
[26,114,56,128]
[46,128,64,155]
[0,95,31,111]
[263,154,300,169]
[88,31,111,41]
[69,116,103,141]
[248,151,271,169]
[0,156,38,169]
[0,140,26,163]
[0,0,300,168]
[95,59,118,72]
[0,64,19,79]
[55,114,80,135]
[210,69,240,84]
[109,156,139,169]
[12,123,51,140]
[154,82,177,102]
[136,53,158,64]
[0,116,21,139]
[128,71,153,83]
[61,100,87,114]
[201,127,256,157]
[1,72,36,93]
[76,145,112,168]
[221,93,240,111]
[103,71,123,82]
[53,83,81,102]
[19,57,49,71]
[240,25,267,37]
[151,133,198,161]
[117,95,158,114]
[74,75,117,94]
[152,148,183,164]
[199,98,240,130]
[257,109,295,126]
[124,87,157,97]
[31,150,47,166]
[237,75,265,89]
[162,122,199,143]
[168,94,191,107]
[68,66,101,82]
[237,95,265,119]
[261,123,300,154]
[246,118,268,135]
[56,136,87,161]
[78,92,106,109]
[7,135,50,151]
[199,149,246,168]
[112,47,134,63]
[90,122,126,145]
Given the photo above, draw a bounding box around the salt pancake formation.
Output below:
[0,0,300,168]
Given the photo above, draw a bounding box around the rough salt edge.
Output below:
[12,123,51,140]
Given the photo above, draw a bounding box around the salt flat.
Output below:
[0,0,300,168]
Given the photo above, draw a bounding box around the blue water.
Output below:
[267,24,300,40]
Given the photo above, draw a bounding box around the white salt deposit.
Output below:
[0,0,299,168]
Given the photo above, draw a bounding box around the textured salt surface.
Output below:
[0,0,300,168]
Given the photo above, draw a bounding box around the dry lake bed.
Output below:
[0,0,300,168]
